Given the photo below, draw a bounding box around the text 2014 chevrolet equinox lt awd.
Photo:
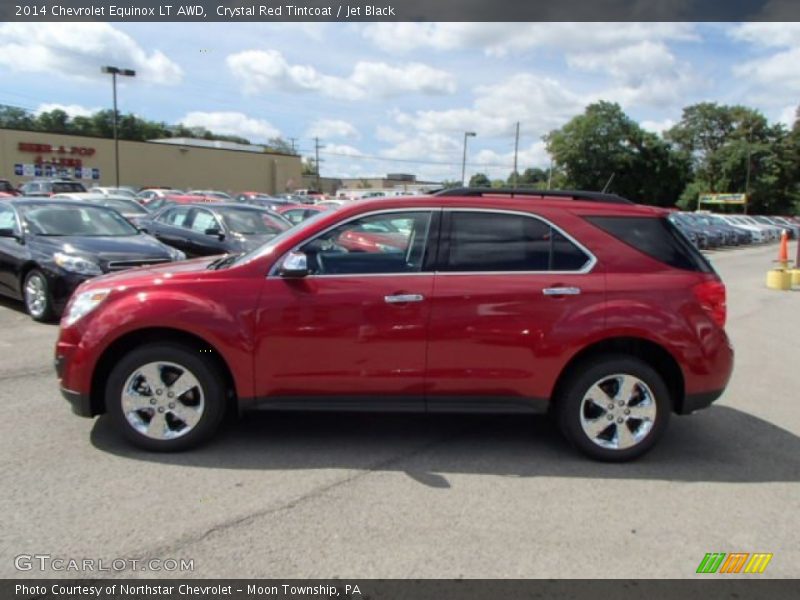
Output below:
[55,189,733,461]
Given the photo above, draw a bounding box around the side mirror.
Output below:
[0,228,20,240]
[205,227,225,241]
[280,251,308,278]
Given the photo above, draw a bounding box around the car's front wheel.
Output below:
[23,269,55,322]
[106,343,226,451]
[556,355,671,462]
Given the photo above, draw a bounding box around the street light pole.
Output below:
[101,66,136,187]
[461,131,476,186]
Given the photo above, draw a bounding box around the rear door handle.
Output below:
[542,287,582,296]
[385,294,424,304]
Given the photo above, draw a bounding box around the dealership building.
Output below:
[0,128,303,194]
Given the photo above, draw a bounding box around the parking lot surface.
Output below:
[1,243,798,579]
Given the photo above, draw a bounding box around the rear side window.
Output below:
[442,212,591,272]
[586,216,713,273]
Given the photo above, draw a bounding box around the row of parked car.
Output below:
[1,178,798,323]
[669,211,800,248]
[0,181,339,321]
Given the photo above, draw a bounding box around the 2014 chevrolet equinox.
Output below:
[55,189,733,461]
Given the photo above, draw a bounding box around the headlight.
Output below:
[63,288,111,327]
[168,247,186,261]
[54,252,103,276]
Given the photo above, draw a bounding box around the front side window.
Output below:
[301,211,432,275]
[443,211,590,272]
[189,209,220,233]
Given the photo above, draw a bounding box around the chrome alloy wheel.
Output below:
[579,373,657,450]
[121,361,205,440]
[24,274,47,318]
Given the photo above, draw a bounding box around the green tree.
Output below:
[545,101,689,205]
[667,103,797,213]
[468,172,491,187]
[439,179,463,189]
[0,105,35,130]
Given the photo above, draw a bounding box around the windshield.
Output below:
[219,208,291,235]
[102,198,149,214]
[21,204,139,236]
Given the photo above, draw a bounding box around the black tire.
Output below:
[555,354,671,462]
[23,269,55,322]
[106,343,227,451]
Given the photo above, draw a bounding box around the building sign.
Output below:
[14,163,99,180]
[17,141,97,169]
[698,193,748,205]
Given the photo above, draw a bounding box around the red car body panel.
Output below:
[56,195,733,416]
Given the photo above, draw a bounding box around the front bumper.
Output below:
[55,345,95,417]
[60,386,93,417]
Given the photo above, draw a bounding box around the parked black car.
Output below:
[19,179,87,196]
[141,203,292,257]
[0,179,20,196]
[0,199,185,321]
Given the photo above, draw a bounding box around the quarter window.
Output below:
[301,211,432,275]
[443,212,590,272]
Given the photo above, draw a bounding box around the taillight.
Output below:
[693,279,727,328]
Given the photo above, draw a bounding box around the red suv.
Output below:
[55,189,733,461]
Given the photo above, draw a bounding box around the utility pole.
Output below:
[461,131,476,186]
[314,137,324,192]
[744,127,752,215]
[512,122,520,189]
[288,137,298,154]
[101,66,136,187]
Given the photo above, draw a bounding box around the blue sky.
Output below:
[0,22,798,182]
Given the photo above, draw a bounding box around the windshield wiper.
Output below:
[207,252,243,270]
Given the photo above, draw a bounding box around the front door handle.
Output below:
[542,287,582,296]
[385,294,424,304]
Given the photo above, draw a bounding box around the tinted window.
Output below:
[302,211,432,275]
[443,212,590,272]
[51,182,86,193]
[587,216,713,273]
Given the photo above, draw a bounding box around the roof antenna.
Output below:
[601,173,615,193]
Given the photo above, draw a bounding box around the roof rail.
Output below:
[434,187,633,205]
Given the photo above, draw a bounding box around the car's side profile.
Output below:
[55,190,733,461]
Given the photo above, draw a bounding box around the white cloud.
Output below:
[0,23,182,84]
[226,49,456,99]
[729,22,800,102]
[640,118,676,134]
[180,111,280,142]
[362,23,696,57]
[778,105,798,128]
[734,47,800,96]
[36,103,98,118]
[729,22,800,48]
[306,119,360,140]
[393,74,585,138]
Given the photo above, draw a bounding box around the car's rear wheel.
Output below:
[23,269,54,322]
[106,343,226,451]
[556,355,671,462]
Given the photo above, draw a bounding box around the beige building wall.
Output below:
[0,129,303,194]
